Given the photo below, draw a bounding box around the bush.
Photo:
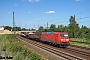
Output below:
[0,34,43,60]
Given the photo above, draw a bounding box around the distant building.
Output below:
[0,26,5,30]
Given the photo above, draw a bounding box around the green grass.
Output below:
[70,38,90,43]
[0,34,4,54]
[0,34,44,60]
[70,38,90,48]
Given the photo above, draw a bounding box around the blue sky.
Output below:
[0,0,90,29]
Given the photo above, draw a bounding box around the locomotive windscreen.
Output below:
[60,34,68,37]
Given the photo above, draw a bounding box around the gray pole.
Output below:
[13,12,15,34]
[47,22,48,31]
[74,15,76,38]
[13,12,14,29]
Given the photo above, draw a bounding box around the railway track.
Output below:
[31,42,84,60]
[65,47,90,56]
[70,45,90,50]
[17,36,90,60]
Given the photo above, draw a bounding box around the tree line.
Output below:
[38,16,90,38]
[4,26,35,31]
[4,15,90,38]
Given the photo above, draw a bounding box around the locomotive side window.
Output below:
[60,34,68,37]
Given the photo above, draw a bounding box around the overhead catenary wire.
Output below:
[47,10,90,26]
[22,10,90,29]
[47,10,90,23]
[76,16,90,20]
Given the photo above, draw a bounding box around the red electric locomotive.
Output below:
[40,32,70,47]
[20,31,70,47]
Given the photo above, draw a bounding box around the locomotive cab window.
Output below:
[60,34,68,37]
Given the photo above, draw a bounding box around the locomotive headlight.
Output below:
[61,39,63,41]
[66,39,69,41]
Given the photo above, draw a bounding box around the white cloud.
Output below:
[28,0,40,2]
[28,12,31,13]
[36,18,42,20]
[45,11,55,14]
[15,4,17,6]
[75,0,81,1]
[28,0,32,2]
[21,0,40,2]
[7,12,11,13]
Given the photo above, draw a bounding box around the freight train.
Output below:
[20,32,70,47]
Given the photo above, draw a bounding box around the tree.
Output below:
[58,25,65,32]
[21,28,26,31]
[68,16,75,38]
[69,16,74,23]
[28,28,30,31]
[68,15,79,38]
[78,25,89,38]
[15,27,21,31]
[37,26,44,32]
[87,28,90,39]
[4,26,12,31]
[49,24,56,32]
[31,28,35,30]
